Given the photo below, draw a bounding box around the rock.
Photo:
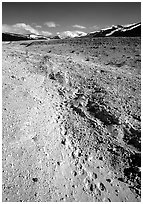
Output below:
[97,182,106,191]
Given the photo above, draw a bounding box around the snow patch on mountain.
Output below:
[105,30,117,36]
[105,22,141,36]
[122,23,141,32]
[124,22,140,28]
[29,34,50,39]
[88,22,141,37]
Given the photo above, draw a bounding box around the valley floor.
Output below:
[2,37,141,202]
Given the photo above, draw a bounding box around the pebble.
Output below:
[97,182,106,191]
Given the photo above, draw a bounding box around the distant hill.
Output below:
[2,33,30,41]
[2,32,49,41]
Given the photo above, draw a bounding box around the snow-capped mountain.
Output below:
[87,22,141,37]
[28,34,50,39]
[2,22,141,41]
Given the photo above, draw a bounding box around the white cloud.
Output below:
[72,24,86,29]
[2,24,12,33]
[41,31,52,36]
[35,25,42,28]
[91,25,100,30]
[44,21,59,28]
[2,23,40,35]
[13,23,40,35]
[2,23,52,36]
[57,30,87,39]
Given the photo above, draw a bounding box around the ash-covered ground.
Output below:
[2,37,141,202]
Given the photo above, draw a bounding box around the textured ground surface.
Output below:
[2,37,141,202]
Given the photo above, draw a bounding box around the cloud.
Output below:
[35,25,42,28]
[41,31,52,36]
[2,23,40,35]
[57,30,87,38]
[13,23,40,35]
[2,24,12,33]
[44,21,59,28]
[91,25,100,30]
[72,24,86,29]
[2,23,52,36]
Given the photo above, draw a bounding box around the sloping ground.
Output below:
[2,38,141,202]
[2,33,31,41]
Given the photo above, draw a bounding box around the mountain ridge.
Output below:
[86,22,141,38]
[2,22,141,41]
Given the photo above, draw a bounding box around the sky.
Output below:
[2,2,141,37]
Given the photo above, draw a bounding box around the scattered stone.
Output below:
[61,138,66,145]
[11,75,16,79]
[92,172,98,180]
[89,183,95,192]
[72,170,77,177]
[106,178,112,183]
[97,182,106,191]
[32,178,38,182]
[94,188,101,196]
[57,161,60,166]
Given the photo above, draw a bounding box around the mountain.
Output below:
[2,32,50,41]
[2,32,30,41]
[50,35,61,40]
[2,22,141,41]
[2,31,87,41]
[87,22,141,38]
[28,34,50,40]
[52,23,141,39]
